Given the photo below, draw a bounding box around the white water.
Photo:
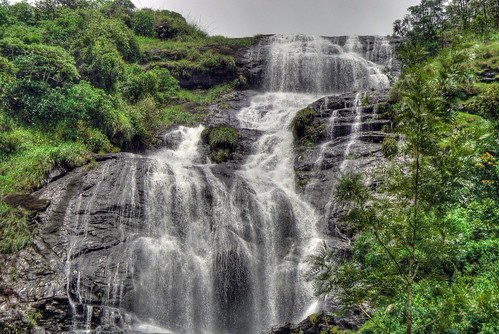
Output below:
[65,35,394,334]
[339,92,363,171]
[261,35,390,93]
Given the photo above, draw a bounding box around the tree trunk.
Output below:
[407,273,413,334]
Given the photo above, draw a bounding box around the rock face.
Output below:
[1,153,147,333]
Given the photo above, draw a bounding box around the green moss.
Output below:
[27,309,43,327]
[292,108,316,141]
[291,108,328,147]
[361,93,371,106]
[309,312,319,325]
[202,125,239,163]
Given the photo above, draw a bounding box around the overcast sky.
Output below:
[134,0,420,37]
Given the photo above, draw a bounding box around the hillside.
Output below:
[0,0,255,254]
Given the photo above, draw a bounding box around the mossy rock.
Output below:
[292,107,316,141]
[291,107,327,147]
[202,125,239,163]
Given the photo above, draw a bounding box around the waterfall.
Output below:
[65,35,393,334]
[258,35,390,93]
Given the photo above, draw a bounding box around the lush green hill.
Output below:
[0,0,254,253]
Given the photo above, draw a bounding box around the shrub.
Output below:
[462,83,499,120]
[132,9,155,37]
[13,49,79,86]
[82,15,141,62]
[150,67,179,102]
[0,23,43,43]
[123,96,163,148]
[381,136,399,159]
[5,80,65,124]
[79,40,124,91]
[121,64,152,102]
[0,39,79,86]
[0,6,8,27]
[8,1,36,25]
[153,10,207,40]
[41,9,85,48]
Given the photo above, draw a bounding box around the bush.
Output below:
[5,80,66,124]
[123,96,163,148]
[0,23,43,43]
[132,9,155,37]
[153,10,207,40]
[79,40,124,91]
[120,64,156,102]
[150,67,179,102]
[83,15,141,62]
[462,83,499,120]
[8,1,36,25]
[120,65,179,103]
[382,137,399,159]
[41,9,85,48]
[0,39,79,86]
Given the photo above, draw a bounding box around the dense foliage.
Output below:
[311,1,498,333]
[0,0,251,253]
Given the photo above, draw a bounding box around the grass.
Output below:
[0,115,91,253]
[176,82,236,104]
[0,202,31,253]
[138,35,256,78]
[162,105,203,128]
[0,123,89,195]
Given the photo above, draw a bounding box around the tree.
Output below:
[78,40,124,91]
[131,8,155,37]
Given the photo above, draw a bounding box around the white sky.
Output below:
[133,0,421,37]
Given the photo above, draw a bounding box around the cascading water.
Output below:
[65,35,394,334]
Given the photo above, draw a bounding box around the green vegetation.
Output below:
[139,35,255,80]
[202,125,239,163]
[381,136,398,159]
[292,107,326,146]
[0,0,254,253]
[311,1,498,333]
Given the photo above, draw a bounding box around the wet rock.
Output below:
[262,312,361,334]
[2,194,50,211]
[0,153,149,332]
